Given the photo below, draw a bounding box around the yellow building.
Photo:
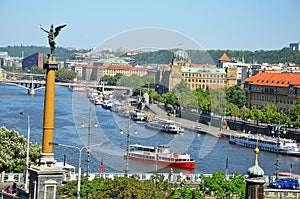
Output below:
[82,64,148,81]
[99,65,148,77]
[156,50,237,93]
[244,71,300,113]
[0,68,6,80]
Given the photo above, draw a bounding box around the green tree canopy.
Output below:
[56,67,77,81]
[58,174,175,199]
[0,127,41,173]
[194,88,211,111]
[226,86,246,108]
[173,81,198,108]
[290,99,300,127]
[58,172,246,199]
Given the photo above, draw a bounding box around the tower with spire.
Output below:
[245,134,265,199]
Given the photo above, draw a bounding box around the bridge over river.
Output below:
[0,79,131,95]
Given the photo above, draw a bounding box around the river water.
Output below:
[0,84,299,176]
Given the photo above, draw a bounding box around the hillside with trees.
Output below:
[1,45,300,64]
[131,48,300,65]
[0,45,88,61]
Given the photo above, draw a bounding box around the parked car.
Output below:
[269,178,299,189]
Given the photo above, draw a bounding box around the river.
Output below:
[0,84,299,176]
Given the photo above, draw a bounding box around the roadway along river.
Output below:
[0,84,299,176]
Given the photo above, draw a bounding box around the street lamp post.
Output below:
[20,112,30,190]
[120,114,137,178]
[49,141,110,199]
[81,107,98,178]
[271,119,286,180]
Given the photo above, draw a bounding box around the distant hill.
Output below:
[0,45,88,61]
[1,45,300,65]
[131,48,300,65]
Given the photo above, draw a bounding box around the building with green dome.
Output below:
[245,136,265,199]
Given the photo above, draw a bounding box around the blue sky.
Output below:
[1,0,299,51]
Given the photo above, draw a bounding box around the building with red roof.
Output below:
[244,72,300,113]
[218,53,231,62]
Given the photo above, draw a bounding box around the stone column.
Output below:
[27,55,64,199]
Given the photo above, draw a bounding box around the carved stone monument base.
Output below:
[27,153,64,199]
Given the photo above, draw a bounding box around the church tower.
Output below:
[169,50,191,90]
[245,135,265,199]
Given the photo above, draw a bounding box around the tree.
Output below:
[0,127,41,173]
[117,74,144,91]
[27,66,45,74]
[226,86,246,108]
[56,67,77,81]
[194,88,211,111]
[238,106,250,119]
[173,81,198,108]
[162,91,179,106]
[261,104,277,124]
[289,99,300,127]
[226,103,239,118]
[210,88,227,115]
[198,171,245,199]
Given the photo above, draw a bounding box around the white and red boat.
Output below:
[126,144,195,169]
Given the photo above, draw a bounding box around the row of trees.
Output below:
[159,82,300,127]
[107,73,300,127]
[58,172,246,199]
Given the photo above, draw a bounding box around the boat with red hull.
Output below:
[126,144,195,169]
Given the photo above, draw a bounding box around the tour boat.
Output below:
[229,133,300,157]
[126,144,195,169]
[145,119,184,134]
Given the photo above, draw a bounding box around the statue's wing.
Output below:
[54,24,67,37]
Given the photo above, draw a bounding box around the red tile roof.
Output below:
[218,53,231,62]
[245,72,300,87]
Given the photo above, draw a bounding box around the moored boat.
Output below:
[145,119,184,134]
[94,98,103,106]
[126,144,195,169]
[102,100,113,109]
[229,133,300,157]
[130,110,146,121]
[118,108,131,118]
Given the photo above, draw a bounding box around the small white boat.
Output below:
[102,100,113,109]
[130,110,146,121]
[145,119,184,134]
